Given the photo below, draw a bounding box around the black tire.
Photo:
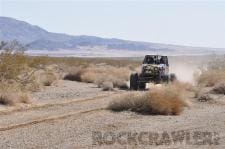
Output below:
[130,73,138,90]
[138,81,146,90]
[162,74,169,83]
[155,76,162,84]
[170,73,177,82]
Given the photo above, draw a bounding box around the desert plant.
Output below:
[64,64,131,90]
[42,70,57,86]
[196,55,225,87]
[108,84,189,115]
[0,82,31,106]
[17,92,31,104]
[0,92,16,106]
[63,66,84,81]
[212,82,225,94]
[102,81,114,91]
[198,94,213,102]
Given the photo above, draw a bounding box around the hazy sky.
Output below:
[1,0,225,48]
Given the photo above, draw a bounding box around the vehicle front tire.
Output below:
[130,73,138,90]
[162,74,169,83]
[138,82,146,90]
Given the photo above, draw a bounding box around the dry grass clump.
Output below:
[64,64,131,89]
[0,48,33,105]
[0,92,31,106]
[102,81,114,91]
[196,70,225,87]
[0,86,31,106]
[64,70,83,82]
[17,92,31,104]
[108,84,189,115]
[0,92,16,106]
[193,86,204,98]
[34,68,58,87]
[212,82,225,94]
[196,56,225,87]
[195,56,225,95]
[41,70,57,86]
[198,94,213,102]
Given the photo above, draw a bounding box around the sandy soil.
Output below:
[0,79,224,149]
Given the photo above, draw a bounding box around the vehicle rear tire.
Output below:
[170,73,177,82]
[138,82,146,90]
[130,73,138,90]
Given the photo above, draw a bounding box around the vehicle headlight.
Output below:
[154,67,159,71]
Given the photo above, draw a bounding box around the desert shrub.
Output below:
[102,81,114,91]
[193,86,203,98]
[0,43,35,105]
[17,92,31,104]
[64,72,82,81]
[198,94,213,102]
[108,84,189,115]
[64,64,131,89]
[212,82,225,94]
[196,56,225,87]
[0,51,28,81]
[0,92,16,106]
[42,70,57,86]
[196,70,225,87]
[34,68,58,87]
[0,82,31,106]
[63,66,84,81]
[81,72,98,83]
[0,91,31,106]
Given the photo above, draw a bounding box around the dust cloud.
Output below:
[169,56,203,83]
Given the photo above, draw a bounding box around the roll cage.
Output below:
[143,55,169,66]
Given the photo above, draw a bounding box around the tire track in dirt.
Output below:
[0,92,121,116]
[0,108,104,132]
[0,92,125,131]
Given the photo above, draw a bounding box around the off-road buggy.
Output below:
[130,55,176,90]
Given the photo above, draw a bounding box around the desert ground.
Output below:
[0,54,225,149]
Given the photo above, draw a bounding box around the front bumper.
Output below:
[138,75,160,83]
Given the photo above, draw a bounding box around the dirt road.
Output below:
[0,80,225,149]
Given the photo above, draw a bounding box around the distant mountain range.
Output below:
[0,16,224,55]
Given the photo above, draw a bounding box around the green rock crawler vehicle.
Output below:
[130,55,176,90]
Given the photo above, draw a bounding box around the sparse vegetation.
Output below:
[64,64,132,90]
[212,82,225,94]
[198,94,213,102]
[17,92,31,104]
[0,92,16,106]
[101,81,114,91]
[0,41,141,105]
[108,83,190,115]
[196,56,225,95]
[196,56,225,87]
